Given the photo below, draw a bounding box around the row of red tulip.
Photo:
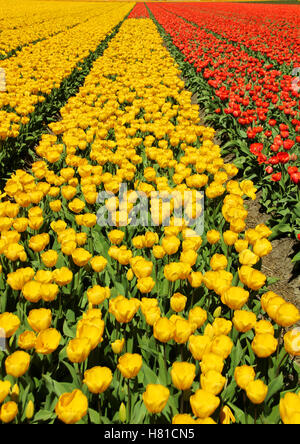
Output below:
[147,2,300,184]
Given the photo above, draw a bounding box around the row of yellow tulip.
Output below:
[0,14,299,424]
[0,0,113,57]
[0,1,134,140]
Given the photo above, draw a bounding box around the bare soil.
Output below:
[244,192,300,311]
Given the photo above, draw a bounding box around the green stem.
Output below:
[180,344,185,361]
[190,290,194,310]
[116,321,120,340]
[97,396,102,424]
[127,379,131,424]
[276,351,289,377]
[243,392,248,425]
[161,343,168,378]
[180,391,185,414]
[75,363,83,385]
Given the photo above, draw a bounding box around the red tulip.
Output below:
[279,124,289,131]
[283,140,294,150]
[287,166,298,175]
[280,131,289,138]
[271,172,282,182]
[148,2,300,178]
[269,156,279,165]
[291,172,300,184]
[270,145,279,152]
[277,152,290,164]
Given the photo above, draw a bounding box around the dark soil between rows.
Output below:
[244,192,300,311]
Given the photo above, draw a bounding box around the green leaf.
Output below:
[130,400,147,424]
[293,361,300,376]
[293,203,300,218]
[20,382,31,411]
[227,401,247,424]
[42,374,76,397]
[62,319,76,338]
[238,129,248,139]
[99,415,112,424]
[292,251,300,263]
[92,227,110,256]
[139,343,159,359]
[263,404,281,424]
[113,281,126,296]
[32,410,56,423]
[228,339,244,377]
[157,354,169,386]
[269,222,292,241]
[266,276,280,286]
[233,156,247,168]
[60,359,81,387]
[265,373,284,404]
[88,408,101,424]
[221,378,238,403]
[245,338,256,365]
[143,363,159,385]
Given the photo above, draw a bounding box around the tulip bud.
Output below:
[111,338,125,354]
[119,402,127,423]
[126,268,134,281]
[213,306,222,318]
[25,400,34,420]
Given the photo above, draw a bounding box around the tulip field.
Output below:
[0,0,300,426]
